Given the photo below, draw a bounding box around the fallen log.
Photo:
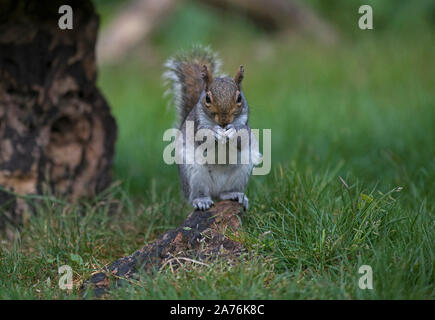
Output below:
[203,0,338,43]
[97,0,338,65]
[83,200,245,297]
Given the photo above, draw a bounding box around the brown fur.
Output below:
[234,65,244,89]
[164,47,245,127]
[203,74,243,127]
[179,62,211,118]
[164,46,220,124]
[201,64,213,90]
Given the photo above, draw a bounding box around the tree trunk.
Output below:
[0,1,117,228]
[83,200,245,297]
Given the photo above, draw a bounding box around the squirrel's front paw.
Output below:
[213,126,227,144]
[224,127,237,140]
[192,197,214,211]
[219,192,249,210]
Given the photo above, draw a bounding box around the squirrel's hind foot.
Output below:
[219,192,249,210]
[192,197,214,211]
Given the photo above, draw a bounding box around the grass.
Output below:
[0,4,434,299]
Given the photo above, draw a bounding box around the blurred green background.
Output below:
[1,0,434,300]
[94,0,435,200]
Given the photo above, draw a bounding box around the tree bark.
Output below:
[0,1,117,228]
[83,200,245,297]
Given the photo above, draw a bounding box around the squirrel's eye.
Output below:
[205,94,211,104]
[236,93,242,104]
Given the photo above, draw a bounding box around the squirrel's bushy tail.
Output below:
[163,45,221,124]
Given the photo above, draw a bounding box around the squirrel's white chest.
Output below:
[207,165,233,194]
[186,163,252,199]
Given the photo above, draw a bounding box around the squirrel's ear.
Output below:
[201,64,213,90]
[234,65,244,89]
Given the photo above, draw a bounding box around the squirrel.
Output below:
[163,45,260,211]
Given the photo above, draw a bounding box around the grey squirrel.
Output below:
[163,45,260,211]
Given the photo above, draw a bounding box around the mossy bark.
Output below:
[83,200,245,297]
[0,1,117,228]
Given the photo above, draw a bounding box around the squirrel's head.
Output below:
[201,65,245,128]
